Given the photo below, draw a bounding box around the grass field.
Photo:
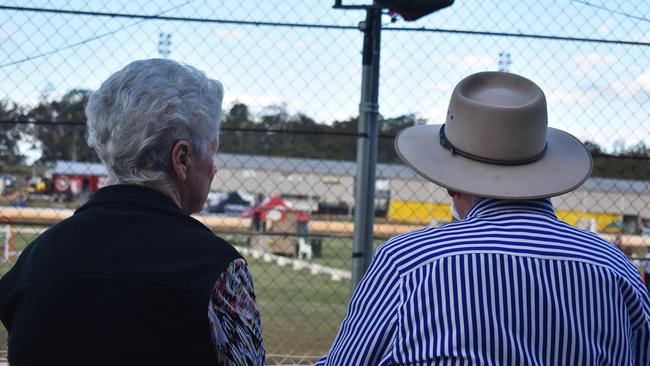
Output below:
[221,233,387,271]
[0,226,358,364]
[0,226,42,276]
[249,258,351,364]
[0,225,41,353]
[203,233,357,363]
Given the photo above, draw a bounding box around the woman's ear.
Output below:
[170,140,191,181]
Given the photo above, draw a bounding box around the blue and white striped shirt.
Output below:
[317,199,650,365]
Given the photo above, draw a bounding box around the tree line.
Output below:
[1,90,649,180]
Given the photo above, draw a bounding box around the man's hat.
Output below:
[395,71,592,199]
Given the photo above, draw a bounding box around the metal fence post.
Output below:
[351,7,382,290]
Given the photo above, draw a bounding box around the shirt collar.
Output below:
[465,197,557,220]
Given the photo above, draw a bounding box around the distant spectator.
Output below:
[0,59,265,365]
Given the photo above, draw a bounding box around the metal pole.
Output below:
[351,7,382,290]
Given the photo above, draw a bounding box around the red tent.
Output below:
[242,196,310,222]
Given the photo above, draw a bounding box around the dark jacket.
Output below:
[0,184,241,365]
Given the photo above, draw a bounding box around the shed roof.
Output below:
[48,160,108,176]
[47,155,650,193]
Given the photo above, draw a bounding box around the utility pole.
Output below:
[351,8,382,289]
[158,32,172,59]
[334,0,454,291]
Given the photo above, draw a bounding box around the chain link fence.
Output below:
[1,0,649,364]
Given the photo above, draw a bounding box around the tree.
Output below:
[224,102,251,127]
[378,114,421,163]
[320,115,358,161]
[0,100,26,167]
[587,140,650,180]
[27,89,99,163]
[220,102,253,154]
[625,141,650,158]
[259,104,290,153]
[583,140,603,155]
[217,103,422,162]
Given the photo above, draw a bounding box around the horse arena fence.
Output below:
[1,1,650,364]
[0,217,14,264]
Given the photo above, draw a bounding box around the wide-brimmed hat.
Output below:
[395,71,592,199]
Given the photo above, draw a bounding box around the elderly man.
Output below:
[0,59,265,365]
[318,72,650,365]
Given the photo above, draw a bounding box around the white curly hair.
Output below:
[85,58,223,185]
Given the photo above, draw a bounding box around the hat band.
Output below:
[439,124,547,166]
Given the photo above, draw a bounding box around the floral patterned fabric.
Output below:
[208,258,265,365]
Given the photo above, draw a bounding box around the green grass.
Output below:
[307,237,352,269]
[0,227,41,276]
[0,327,4,355]
[309,237,385,270]
[248,257,351,364]
[220,232,388,269]
[220,233,357,270]
[0,225,43,354]
[220,234,389,363]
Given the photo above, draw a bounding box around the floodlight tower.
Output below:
[499,51,512,72]
[158,32,172,59]
[334,0,454,290]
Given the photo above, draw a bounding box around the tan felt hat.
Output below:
[395,71,592,199]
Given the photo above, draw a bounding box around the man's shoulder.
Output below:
[381,220,468,248]
[376,215,633,277]
[375,221,476,273]
[382,218,484,247]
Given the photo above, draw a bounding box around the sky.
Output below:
[0,0,649,159]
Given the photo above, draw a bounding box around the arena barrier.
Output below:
[2,206,649,247]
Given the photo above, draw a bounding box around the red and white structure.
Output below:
[48,161,109,197]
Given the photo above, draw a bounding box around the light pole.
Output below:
[498,51,512,72]
[351,7,382,288]
[334,0,455,290]
[158,32,172,59]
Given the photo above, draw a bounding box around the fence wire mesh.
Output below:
[1,0,649,364]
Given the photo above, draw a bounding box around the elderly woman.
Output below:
[0,59,265,365]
